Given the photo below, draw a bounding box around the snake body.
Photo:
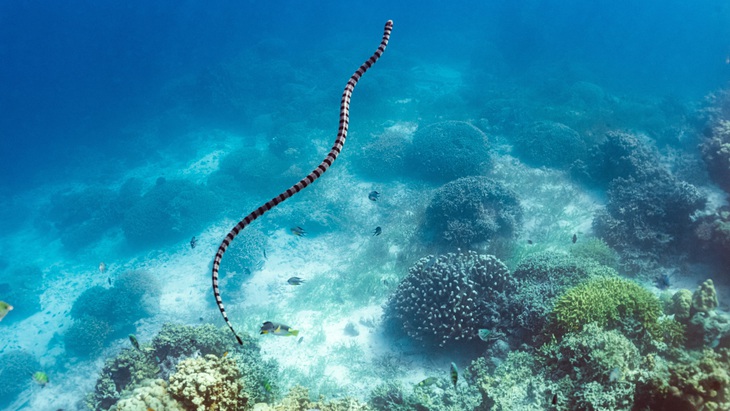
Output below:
[213,20,393,344]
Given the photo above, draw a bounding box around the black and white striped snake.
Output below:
[213,20,393,345]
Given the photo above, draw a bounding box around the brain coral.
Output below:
[405,121,492,183]
[514,121,587,169]
[168,354,245,411]
[422,176,523,249]
[384,251,517,348]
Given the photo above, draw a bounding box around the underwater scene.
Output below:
[2,1,730,410]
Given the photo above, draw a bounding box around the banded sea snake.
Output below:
[213,20,394,344]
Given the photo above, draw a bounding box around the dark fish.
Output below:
[129,334,140,350]
[368,190,380,201]
[287,276,304,286]
[190,236,197,249]
[552,393,557,405]
[107,277,112,286]
[298,336,304,344]
[572,233,577,244]
[450,362,458,389]
[527,239,533,245]
[290,226,306,237]
[373,226,382,236]
[263,249,268,260]
[260,321,299,336]
[255,260,265,270]
[654,273,671,290]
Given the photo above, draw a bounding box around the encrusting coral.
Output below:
[384,251,517,348]
[111,379,184,411]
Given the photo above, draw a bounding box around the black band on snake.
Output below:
[212,20,393,345]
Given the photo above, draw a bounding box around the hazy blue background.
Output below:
[1,0,728,196]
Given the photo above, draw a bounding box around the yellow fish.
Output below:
[0,301,13,322]
[260,321,299,336]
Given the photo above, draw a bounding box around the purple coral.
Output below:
[384,251,516,348]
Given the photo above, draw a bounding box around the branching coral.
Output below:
[87,347,160,410]
[168,354,246,411]
[422,176,523,249]
[700,119,730,194]
[384,251,517,348]
[550,276,665,342]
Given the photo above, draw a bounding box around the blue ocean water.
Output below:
[1,1,729,410]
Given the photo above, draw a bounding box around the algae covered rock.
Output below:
[671,289,694,324]
[692,279,719,315]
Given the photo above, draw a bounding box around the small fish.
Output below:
[263,249,268,260]
[32,371,49,387]
[373,226,382,236]
[0,301,14,322]
[527,239,533,245]
[290,226,306,237]
[298,336,304,344]
[260,321,299,336]
[129,334,140,351]
[609,367,622,382]
[368,190,380,201]
[255,260,265,270]
[572,233,577,244]
[99,262,106,274]
[107,277,112,286]
[450,362,458,389]
[222,351,228,358]
[190,236,197,249]
[416,376,438,387]
[552,393,558,405]
[287,276,304,286]
[425,255,437,268]
[147,408,155,411]
[477,329,491,341]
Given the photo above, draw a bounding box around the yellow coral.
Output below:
[168,354,245,411]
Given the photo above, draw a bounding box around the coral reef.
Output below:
[700,119,730,193]
[592,172,706,257]
[635,349,730,411]
[510,251,616,339]
[47,185,124,250]
[216,227,267,297]
[87,323,279,411]
[88,347,160,410]
[168,354,246,411]
[122,178,222,247]
[404,121,492,183]
[252,385,371,411]
[67,270,160,357]
[568,237,619,269]
[692,206,730,265]
[0,350,40,409]
[575,131,657,188]
[64,315,114,358]
[550,276,666,342]
[111,379,184,411]
[692,279,719,315]
[368,379,481,411]
[352,126,411,181]
[422,176,523,249]
[670,289,694,324]
[384,251,517,348]
[513,121,587,169]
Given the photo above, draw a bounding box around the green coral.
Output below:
[550,276,663,339]
[368,379,481,411]
[511,251,617,339]
[168,354,246,411]
[65,315,113,358]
